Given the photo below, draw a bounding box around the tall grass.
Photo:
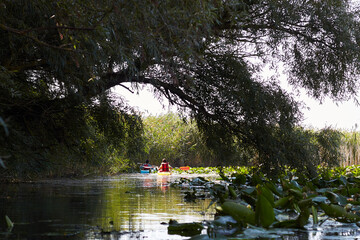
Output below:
[143,113,216,167]
[340,130,360,166]
[142,114,360,168]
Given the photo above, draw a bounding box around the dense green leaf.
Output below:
[5,215,14,229]
[221,201,256,225]
[255,194,275,228]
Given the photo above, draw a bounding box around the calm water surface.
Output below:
[0,174,216,240]
[2,174,360,240]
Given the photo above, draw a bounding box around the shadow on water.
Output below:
[0,174,216,240]
[2,174,360,239]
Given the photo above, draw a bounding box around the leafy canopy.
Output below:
[1,0,360,174]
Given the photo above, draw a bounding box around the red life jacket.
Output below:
[160,162,169,172]
[142,163,151,170]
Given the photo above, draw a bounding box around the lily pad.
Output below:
[168,221,204,237]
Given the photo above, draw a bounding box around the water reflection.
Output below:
[2,174,360,239]
[0,174,215,240]
[157,175,170,192]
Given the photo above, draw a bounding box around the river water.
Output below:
[2,174,360,240]
[0,174,216,240]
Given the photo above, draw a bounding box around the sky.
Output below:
[298,95,360,131]
[113,82,360,131]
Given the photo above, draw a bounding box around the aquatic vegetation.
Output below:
[167,220,204,237]
[171,166,360,238]
[172,166,250,175]
[172,167,219,175]
[5,215,13,231]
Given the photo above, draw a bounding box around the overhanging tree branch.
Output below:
[0,23,74,51]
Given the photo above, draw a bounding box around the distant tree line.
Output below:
[142,113,354,170]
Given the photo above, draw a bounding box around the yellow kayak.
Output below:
[157,171,171,176]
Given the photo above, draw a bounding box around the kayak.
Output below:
[179,166,190,171]
[157,171,171,176]
[140,169,151,174]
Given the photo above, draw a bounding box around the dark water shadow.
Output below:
[0,174,216,239]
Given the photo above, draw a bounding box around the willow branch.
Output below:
[20,26,95,34]
[0,23,74,51]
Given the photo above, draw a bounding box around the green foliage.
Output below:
[0,96,144,180]
[314,127,344,167]
[143,115,350,174]
[1,0,360,178]
[174,165,360,238]
[341,129,360,166]
[0,117,8,169]
[5,215,14,231]
[143,113,260,167]
[167,221,203,237]
[143,113,215,166]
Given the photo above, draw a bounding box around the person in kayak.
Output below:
[141,160,153,171]
[158,158,172,172]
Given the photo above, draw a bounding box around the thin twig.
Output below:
[119,84,134,93]
[0,23,74,51]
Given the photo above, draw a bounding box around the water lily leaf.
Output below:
[257,185,274,206]
[221,201,255,225]
[168,222,203,237]
[348,177,360,184]
[316,188,335,193]
[320,203,347,218]
[339,176,348,186]
[348,187,360,195]
[219,172,230,182]
[281,179,292,191]
[290,180,302,190]
[325,191,339,204]
[311,206,318,225]
[0,158,6,169]
[298,198,313,209]
[337,194,349,206]
[273,219,297,228]
[325,191,349,206]
[296,207,310,228]
[293,203,301,213]
[240,226,281,239]
[194,177,208,184]
[274,197,289,209]
[240,192,256,207]
[212,184,226,192]
[255,194,275,228]
[0,117,9,136]
[305,181,316,191]
[265,182,282,197]
[228,186,237,199]
[324,179,338,184]
[251,174,263,185]
[233,173,246,185]
[5,215,14,230]
[242,186,256,194]
[319,203,360,222]
[289,189,303,199]
[311,196,327,203]
[273,209,310,229]
[213,216,237,226]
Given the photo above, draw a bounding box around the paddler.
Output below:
[158,158,172,172]
[141,159,153,171]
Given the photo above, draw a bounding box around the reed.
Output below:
[339,130,360,166]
